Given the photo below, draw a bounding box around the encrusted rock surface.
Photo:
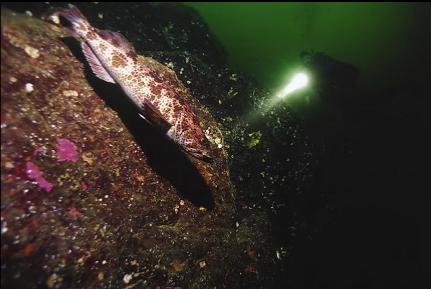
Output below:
[1,3,317,289]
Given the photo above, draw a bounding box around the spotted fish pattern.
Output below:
[56,6,212,161]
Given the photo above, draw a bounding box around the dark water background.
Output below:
[187,3,427,288]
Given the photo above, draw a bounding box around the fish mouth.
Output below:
[185,148,213,163]
[199,152,213,163]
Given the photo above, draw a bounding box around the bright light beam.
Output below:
[241,70,311,124]
[276,72,309,98]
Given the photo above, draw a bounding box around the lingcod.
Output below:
[56,6,212,161]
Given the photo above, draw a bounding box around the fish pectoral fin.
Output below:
[140,100,172,133]
[81,42,116,83]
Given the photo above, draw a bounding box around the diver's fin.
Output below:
[140,100,172,133]
[81,42,116,83]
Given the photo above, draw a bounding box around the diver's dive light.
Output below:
[276,72,310,98]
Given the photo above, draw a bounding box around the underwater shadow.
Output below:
[62,38,214,209]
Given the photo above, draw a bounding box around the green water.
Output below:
[184,3,429,93]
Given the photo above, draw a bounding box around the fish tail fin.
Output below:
[57,6,92,37]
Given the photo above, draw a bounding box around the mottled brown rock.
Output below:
[1,9,238,289]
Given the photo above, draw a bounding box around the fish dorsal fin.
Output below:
[140,100,172,133]
[81,42,116,83]
[98,30,135,52]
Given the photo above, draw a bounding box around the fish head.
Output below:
[173,119,213,162]
[179,129,213,162]
[184,145,213,162]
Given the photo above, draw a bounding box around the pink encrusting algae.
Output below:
[33,147,41,156]
[56,138,78,162]
[81,181,88,190]
[26,161,54,192]
[67,207,81,219]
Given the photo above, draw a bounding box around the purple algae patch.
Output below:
[26,161,54,192]
[56,138,78,162]
[33,147,41,156]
